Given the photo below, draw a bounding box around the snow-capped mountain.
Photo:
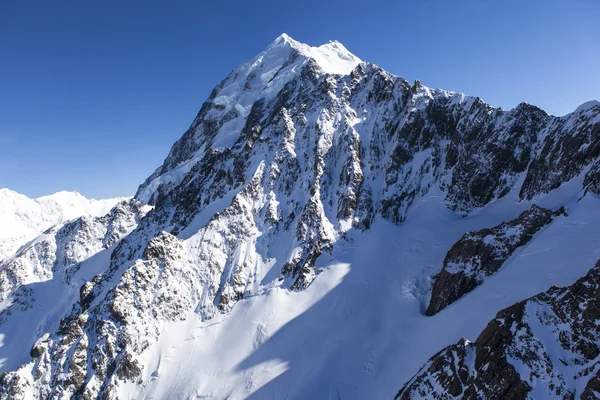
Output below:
[0,189,125,262]
[1,34,600,399]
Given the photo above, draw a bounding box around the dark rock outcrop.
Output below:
[520,102,600,200]
[426,205,564,316]
[397,260,600,399]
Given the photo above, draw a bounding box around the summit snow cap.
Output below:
[264,33,361,75]
[135,34,362,204]
[210,33,361,113]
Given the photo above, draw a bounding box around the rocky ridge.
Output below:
[0,199,146,304]
[0,189,124,262]
[426,205,565,316]
[396,260,600,400]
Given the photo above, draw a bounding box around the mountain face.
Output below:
[425,205,565,316]
[0,189,124,262]
[0,199,147,304]
[396,260,600,400]
[1,34,599,399]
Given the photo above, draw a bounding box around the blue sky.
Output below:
[1,0,599,199]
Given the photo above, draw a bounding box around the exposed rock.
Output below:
[521,102,600,200]
[0,199,146,304]
[29,333,51,359]
[583,160,600,196]
[426,205,564,316]
[397,260,600,399]
[0,373,31,400]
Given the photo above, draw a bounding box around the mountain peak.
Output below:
[265,32,299,51]
[574,100,600,114]
[5,32,600,400]
[0,188,124,261]
[269,32,295,46]
[262,33,361,75]
[0,188,21,197]
[0,189,85,202]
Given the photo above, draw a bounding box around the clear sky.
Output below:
[1,0,598,199]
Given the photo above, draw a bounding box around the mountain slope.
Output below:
[0,189,124,262]
[425,204,565,316]
[0,199,148,375]
[396,259,600,400]
[0,34,599,399]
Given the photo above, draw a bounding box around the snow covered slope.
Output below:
[0,199,148,379]
[425,204,565,316]
[0,189,124,262]
[0,34,599,399]
[397,257,600,399]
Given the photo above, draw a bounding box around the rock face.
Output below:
[0,199,146,307]
[520,101,600,200]
[0,34,599,399]
[0,189,124,262]
[425,205,565,316]
[396,260,600,400]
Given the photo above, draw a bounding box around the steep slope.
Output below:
[0,34,599,399]
[425,205,565,316]
[396,260,600,400]
[0,199,147,303]
[0,199,148,374]
[0,189,124,261]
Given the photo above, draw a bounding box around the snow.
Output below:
[117,181,600,399]
[573,100,600,115]
[135,34,362,204]
[270,34,361,76]
[0,189,124,261]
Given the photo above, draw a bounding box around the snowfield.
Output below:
[121,180,600,399]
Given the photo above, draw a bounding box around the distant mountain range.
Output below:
[0,189,124,262]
